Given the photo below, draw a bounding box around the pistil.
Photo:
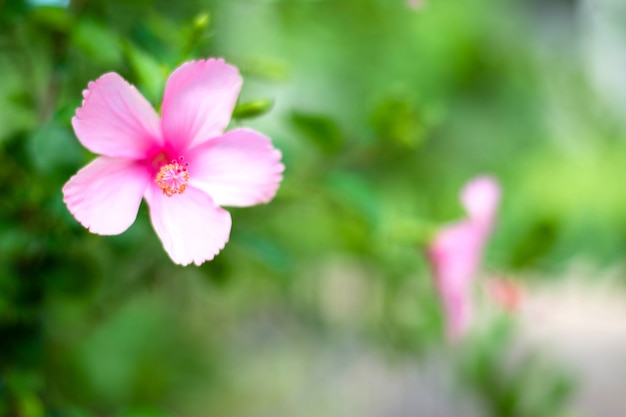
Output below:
[155,156,189,197]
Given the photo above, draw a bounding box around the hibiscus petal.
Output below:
[186,128,284,207]
[161,58,242,152]
[62,157,150,235]
[72,73,162,159]
[461,175,500,229]
[427,175,501,341]
[443,286,472,341]
[427,221,483,340]
[144,186,232,266]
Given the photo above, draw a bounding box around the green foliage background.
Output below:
[1,0,625,415]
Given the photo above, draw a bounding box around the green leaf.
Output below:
[326,171,380,226]
[239,57,291,82]
[370,96,428,148]
[29,6,73,32]
[27,122,83,173]
[181,12,211,59]
[290,111,344,154]
[71,19,122,66]
[232,98,274,120]
[123,43,167,106]
[0,58,37,140]
[192,12,210,31]
[17,391,43,417]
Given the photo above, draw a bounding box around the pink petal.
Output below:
[484,277,524,312]
[186,128,284,207]
[161,58,242,152]
[427,175,501,340]
[461,175,500,230]
[62,157,151,235]
[72,73,162,159]
[427,221,482,340]
[144,185,232,266]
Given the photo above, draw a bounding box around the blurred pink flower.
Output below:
[485,276,524,313]
[426,176,501,340]
[63,58,284,266]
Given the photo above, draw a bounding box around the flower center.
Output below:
[155,156,189,197]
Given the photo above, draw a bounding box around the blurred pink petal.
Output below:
[145,186,232,266]
[72,73,162,159]
[427,176,501,340]
[62,157,151,235]
[63,58,282,265]
[485,277,524,312]
[187,128,284,207]
[161,58,242,152]
[461,175,500,230]
[428,222,481,340]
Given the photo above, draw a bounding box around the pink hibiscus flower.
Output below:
[63,58,284,266]
[426,176,500,340]
[484,276,524,313]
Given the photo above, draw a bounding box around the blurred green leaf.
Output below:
[508,218,559,269]
[71,19,122,66]
[386,217,436,245]
[181,12,211,59]
[239,57,291,82]
[27,122,83,174]
[232,98,274,120]
[29,6,73,32]
[17,391,43,417]
[0,59,37,141]
[123,43,166,106]
[370,95,428,148]
[192,12,210,31]
[326,171,379,225]
[0,0,29,24]
[236,232,290,273]
[290,111,344,154]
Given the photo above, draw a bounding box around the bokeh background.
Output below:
[2,0,626,415]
